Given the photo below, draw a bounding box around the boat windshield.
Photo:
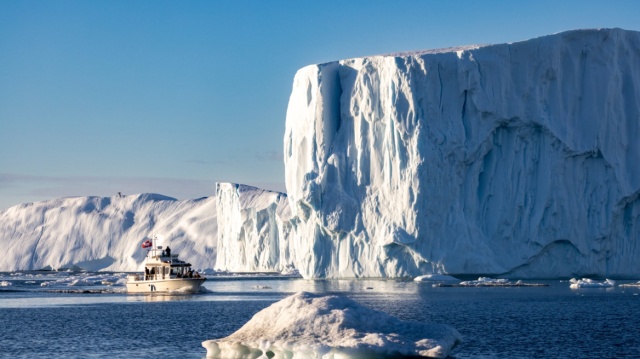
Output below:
[172,266,188,277]
[173,266,198,278]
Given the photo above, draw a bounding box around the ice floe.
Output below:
[202,291,461,358]
[414,274,460,283]
[569,278,615,289]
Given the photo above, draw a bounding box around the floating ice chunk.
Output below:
[619,281,640,288]
[569,278,615,289]
[0,281,11,286]
[459,277,508,286]
[414,274,460,283]
[202,292,461,358]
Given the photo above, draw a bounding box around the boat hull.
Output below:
[126,278,206,294]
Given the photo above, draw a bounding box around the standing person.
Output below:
[166,246,171,257]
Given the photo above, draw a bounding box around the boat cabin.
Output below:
[131,246,201,282]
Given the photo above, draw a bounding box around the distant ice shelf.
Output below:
[0,194,217,272]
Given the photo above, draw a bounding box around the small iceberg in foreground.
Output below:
[569,278,615,289]
[202,291,462,358]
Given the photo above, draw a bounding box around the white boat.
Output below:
[126,241,206,294]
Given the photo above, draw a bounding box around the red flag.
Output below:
[141,240,152,249]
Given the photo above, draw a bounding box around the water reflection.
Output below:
[202,277,419,297]
[125,293,202,303]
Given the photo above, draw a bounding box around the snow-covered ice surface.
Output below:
[282,28,640,278]
[0,194,217,272]
[569,278,615,289]
[202,291,461,359]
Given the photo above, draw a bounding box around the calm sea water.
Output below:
[1,271,639,358]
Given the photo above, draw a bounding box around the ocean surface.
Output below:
[1,271,639,358]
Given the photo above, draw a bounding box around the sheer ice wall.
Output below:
[0,194,217,271]
[214,183,293,272]
[284,28,640,278]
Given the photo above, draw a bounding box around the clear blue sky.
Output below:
[1,0,638,210]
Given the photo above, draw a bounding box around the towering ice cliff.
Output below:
[283,28,640,278]
[0,194,217,271]
[214,183,293,272]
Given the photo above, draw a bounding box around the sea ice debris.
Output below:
[433,277,547,287]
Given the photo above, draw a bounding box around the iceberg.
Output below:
[0,194,217,272]
[202,291,462,358]
[283,28,640,278]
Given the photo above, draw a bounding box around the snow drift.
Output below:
[0,194,217,271]
[202,291,461,358]
[283,28,640,278]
